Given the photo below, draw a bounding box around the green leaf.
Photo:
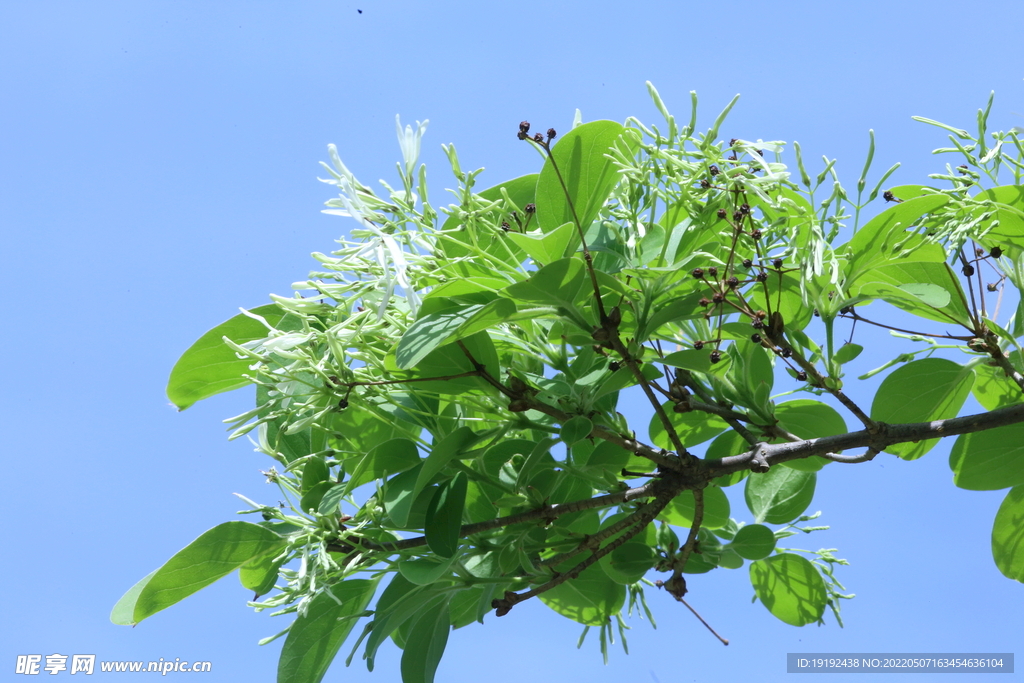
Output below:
[600,542,657,584]
[113,522,285,625]
[364,575,438,672]
[398,555,458,585]
[167,304,286,410]
[503,257,587,310]
[660,349,732,375]
[855,262,972,326]
[749,553,827,626]
[400,596,451,683]
[560,415,594,447]
[843,194,949,285]
[870,358,974,460]
[238,552,282,597]
[414,427,483,505]
[649,402,729,451]
[539,562,626,626]
[110,569,158,625]
[832,343,863,365]
[992,486,1024,582]
[536,121,641,235]
[659,487,731,529]
[949,422,1024,491]
[384,331,501,395]
[395,298,517,370]
[506,221,577,265]
[745,468,816,525]
[342,437,421,496]
[301,456,330,493]
[972,351,1024,410]
[729,524,777,560]
[775,400,847,472]
[278,579,378,683]
[425,473,468,558]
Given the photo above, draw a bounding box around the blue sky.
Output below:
[2,1,1022,681]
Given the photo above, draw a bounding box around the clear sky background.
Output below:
[2,1,1023,681]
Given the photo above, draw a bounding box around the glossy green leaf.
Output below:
[414,427,483,504]
[395,299,517,370]
[342,437,421,495]
[649,403,729,451]
[301,456,330,493]
[539,562,626,626]
[833,343,863,365]
[729,524,777,560]
[278,579,377,683]
[871,358,974,460]
[972,351,1024,410]
[400,596,451,683]
[660,486,731,529]
[843,194,949,284]
[425,473,468,558]
[560,415,593,447]
[167,304,286,410]
[600,542,657,584]
[949,422,1024,491]
[536,121,640,235]
[992,486,1024,582]
[114,522,285,625]
[238,551,282,598]
[745,468,816,525]
[110,569,158,625]
[504,257,587,309]
[506,221,576,265]
[855,262,972,326]
[399,555,457,585]
[776,400,847,472]
[363,575,435,672]
[750,553,827,626]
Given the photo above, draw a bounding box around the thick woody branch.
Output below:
[708,401,1024,477]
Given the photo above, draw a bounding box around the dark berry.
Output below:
[524,203,536,214]
[547,128,557,140]
[739,203,751,215]
[883,190,896,202]
[501,222,511,232]
[751,229,762,241]
[781,348,792,358]
[712,292,725,303]
[751,334,762,343]
[693,340,705,350]
[708,266,718,277]
[975,247,986,256]
[733,210,744,223]
[962,264,975,277]
[692,268,705,279]
[752,320,764,329]
[700,179,711,189]
[742,258,753,269]
[337,398,349,410]
[698,297,711,308]
[709,165,720,176]
[796,371,807,381]
[991,246,1002,258]
[727,276,740,288]
[608,361,620,372]
[533,132,544,143]
[987,283,998,292]
[755,271,768,282]
[519,121,531,134]
[772,258,784,269]
[717,208,727,219]
[709,350,722,363]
